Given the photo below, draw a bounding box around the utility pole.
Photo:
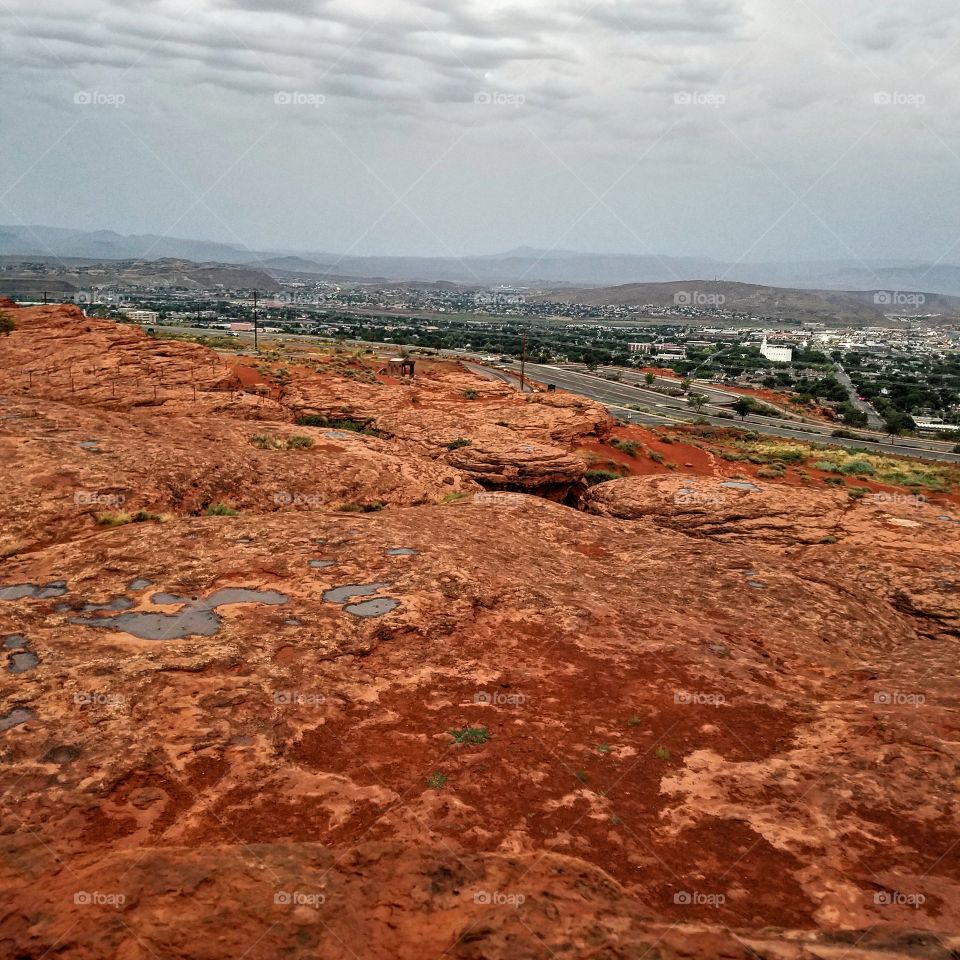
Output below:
[253,290,259,352]
[520,332,527,392]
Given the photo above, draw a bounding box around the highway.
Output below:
[139,323,960,463]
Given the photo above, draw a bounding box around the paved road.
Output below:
[141,324,959,463]
[519,362,960,462]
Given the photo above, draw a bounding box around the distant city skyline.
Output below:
[2,0,959,267]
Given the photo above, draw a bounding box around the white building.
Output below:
[124,309,159,324]
[760,335,793,364]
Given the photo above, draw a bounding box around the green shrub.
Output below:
[610,438,640,457]
[285,435,314,450]
[462,389,479,400]
[585,469,621,486]
[205,503,239,517]
[648,451,665,464]
[96,512,131,527]
[449,726,490,745]
[446,437,472,450]
[842,460,876,476]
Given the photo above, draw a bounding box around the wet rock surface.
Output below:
[0,304,958,959]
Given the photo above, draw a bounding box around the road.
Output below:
[140,324,959,463]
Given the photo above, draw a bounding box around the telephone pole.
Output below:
[520,332,527,392]
[253,290,259,353]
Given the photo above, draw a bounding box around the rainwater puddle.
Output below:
[0,581,68,601]
[344,598,399,618]
[322,582,390,604]
[70,587,288,640]
[0,707,34,731]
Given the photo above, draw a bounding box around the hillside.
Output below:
[536,280,960,323]
[0,302,958,958]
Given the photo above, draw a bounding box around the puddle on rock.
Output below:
[127,578,153,591]
[0,581,68,601]
[308,560,335,569]
[70,587,289,641]
[0,707,35,731]
[721,481,760,492]
[344,597,399,618]
[81,597,135,613]
[322,582,390,604]
[8,651,39,673]
[150,592,193,605]
[79,441,101,453]
[2,635,26,649]
[385,548,417,556]
[323,430,360,441]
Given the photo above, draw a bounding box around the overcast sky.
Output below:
[1,0,959,263]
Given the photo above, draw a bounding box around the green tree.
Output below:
[732,396,757,421]
[644,372,655,386]
[0,312,13,336]
[687,392,709,412]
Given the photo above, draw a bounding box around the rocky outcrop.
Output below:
[445,437,587,498]
[1,304,958,958]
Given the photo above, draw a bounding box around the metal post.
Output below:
[520,332,527,393]
[253,290,259,353]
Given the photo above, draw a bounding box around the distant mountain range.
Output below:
[4,224,960,297]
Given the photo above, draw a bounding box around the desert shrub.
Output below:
[842,460,876,476]
[648,451,665,464]
[446,437,472,450]
[205,503,239,517]
[462,389,479,400]
[585,469,621,486]
[610,438,640,457]
[96,512,131,527]
[813,460,841,473]
[285,435,314,449]
[0,312,14,336]
[449,726,490,745]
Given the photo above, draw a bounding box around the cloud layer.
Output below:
[1,0,959,263]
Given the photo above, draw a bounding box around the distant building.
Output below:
[914,417,958,434]
[760,335,793,363]
[124,309,159,324]
[627,342,652,354]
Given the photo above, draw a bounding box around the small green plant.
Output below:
[462,389,479,400]
[610,438,640,457]
[338,501,385,513]
[575,770,588,782]
[449,726,490,745]
[648,450,665,464]
[655,747,671,761]
[285,435,314,450]
[596,743,611,754]
[585,469,621,486]
[0,312,14,336]
[821,534,839,544]
[610,814,622,825]
[842,459,876,476]
[442,491,467,503]
[205,503,239,517]
[627,715,641,727]
[96,512,132,527]
[249,433,278,450]
[446,437,472,451]
[426,771,448,790]
[132,510,162,523]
